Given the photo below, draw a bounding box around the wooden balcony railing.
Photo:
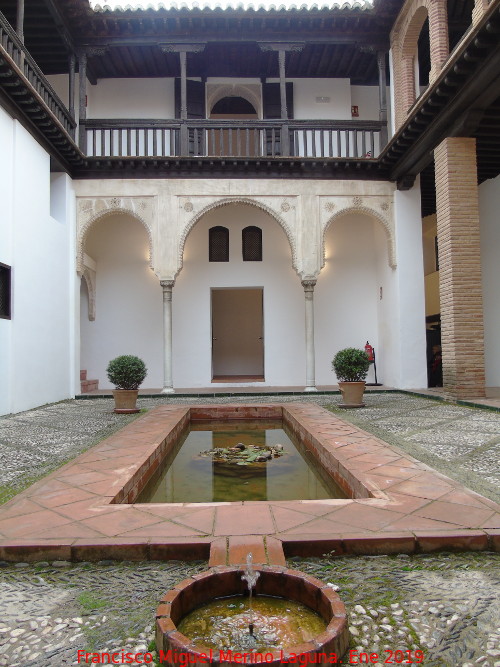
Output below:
[0,11,76,138]
[82,118,386,159]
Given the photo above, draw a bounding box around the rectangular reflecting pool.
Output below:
[136,419,347,503]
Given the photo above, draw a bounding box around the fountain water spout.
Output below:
[241,553,260,636]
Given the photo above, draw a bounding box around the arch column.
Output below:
[302,279,318,392]
[160,280,175,394]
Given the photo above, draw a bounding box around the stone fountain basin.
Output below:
[156,565,349,666]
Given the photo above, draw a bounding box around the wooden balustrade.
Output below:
[82,119,385,159]
[0,11,76,137]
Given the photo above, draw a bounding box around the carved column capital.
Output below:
[301,279,317,297]
[161,280,175,300]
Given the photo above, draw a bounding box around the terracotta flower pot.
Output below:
[338,381,366,408]
[112,389,140,414]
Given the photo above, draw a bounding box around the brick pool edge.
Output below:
[0,403,498,562]
[155,566,349,666]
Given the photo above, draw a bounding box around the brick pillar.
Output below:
[428,0,449,83]
[472,0,489,26]
[434,137,485,398]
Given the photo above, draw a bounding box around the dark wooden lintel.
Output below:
[397,174,416,191]
[73,155,390,180]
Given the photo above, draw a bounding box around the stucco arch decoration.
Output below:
[321,197,396,269]
[81,267,96,321]
[207,84,261,116]
[176,195,299,277]
[76,196,155,275]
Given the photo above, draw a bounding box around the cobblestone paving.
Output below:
[0,554,498,667]
[294,552,500,667]
[0,560,205,667]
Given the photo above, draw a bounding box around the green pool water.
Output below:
[136,420,346,503]
[177,595,327,652]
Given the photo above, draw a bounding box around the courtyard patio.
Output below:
[0,392,498,666]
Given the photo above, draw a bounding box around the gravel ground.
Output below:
[0,392,499,666]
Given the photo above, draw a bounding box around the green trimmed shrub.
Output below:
[106,355,147,390]
[332,348,370,382]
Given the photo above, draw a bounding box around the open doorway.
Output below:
[209,96,259,156]
[211,288,264,381]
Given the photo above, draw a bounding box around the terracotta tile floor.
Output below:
[0,403,498,562]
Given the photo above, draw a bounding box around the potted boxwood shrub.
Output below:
[332,347,370,408]
[106,355,147,414]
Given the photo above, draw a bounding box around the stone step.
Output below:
[209,535,286,567]
[80,378,99,393]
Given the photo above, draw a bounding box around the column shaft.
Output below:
[16,0,25,42]
[377,51,388,148]
[179,51,188,120]
[302,280,317,392]
[69,54,76,121]
[434,137,485,398]
[78,53,87,149]
[161,280,175,393]
[278,50,287,120]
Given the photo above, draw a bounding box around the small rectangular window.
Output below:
[242,226,262,261]
[209,226,229,262]
[0,263,12,319]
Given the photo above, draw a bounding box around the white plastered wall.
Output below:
[45,75,387,124]
[479,173,500,387]
[0,108,14,416]
[0,107,76,415]
[87,78,175,119]
[315,213,388,386]
[81,215,163,389]
[291,79,351,120]
[390,181,428,388]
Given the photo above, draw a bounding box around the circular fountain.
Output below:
[156,558,349,666]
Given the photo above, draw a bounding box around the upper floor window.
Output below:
[0,263,12,319]
[209,226,229,262]
[242,226,262,261]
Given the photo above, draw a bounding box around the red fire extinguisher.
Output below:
[365,341,380,385]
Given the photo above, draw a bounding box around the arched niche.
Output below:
[322,205,396,270]
[76,197,155,276]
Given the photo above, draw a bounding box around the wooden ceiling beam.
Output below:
[75,33,389,48]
